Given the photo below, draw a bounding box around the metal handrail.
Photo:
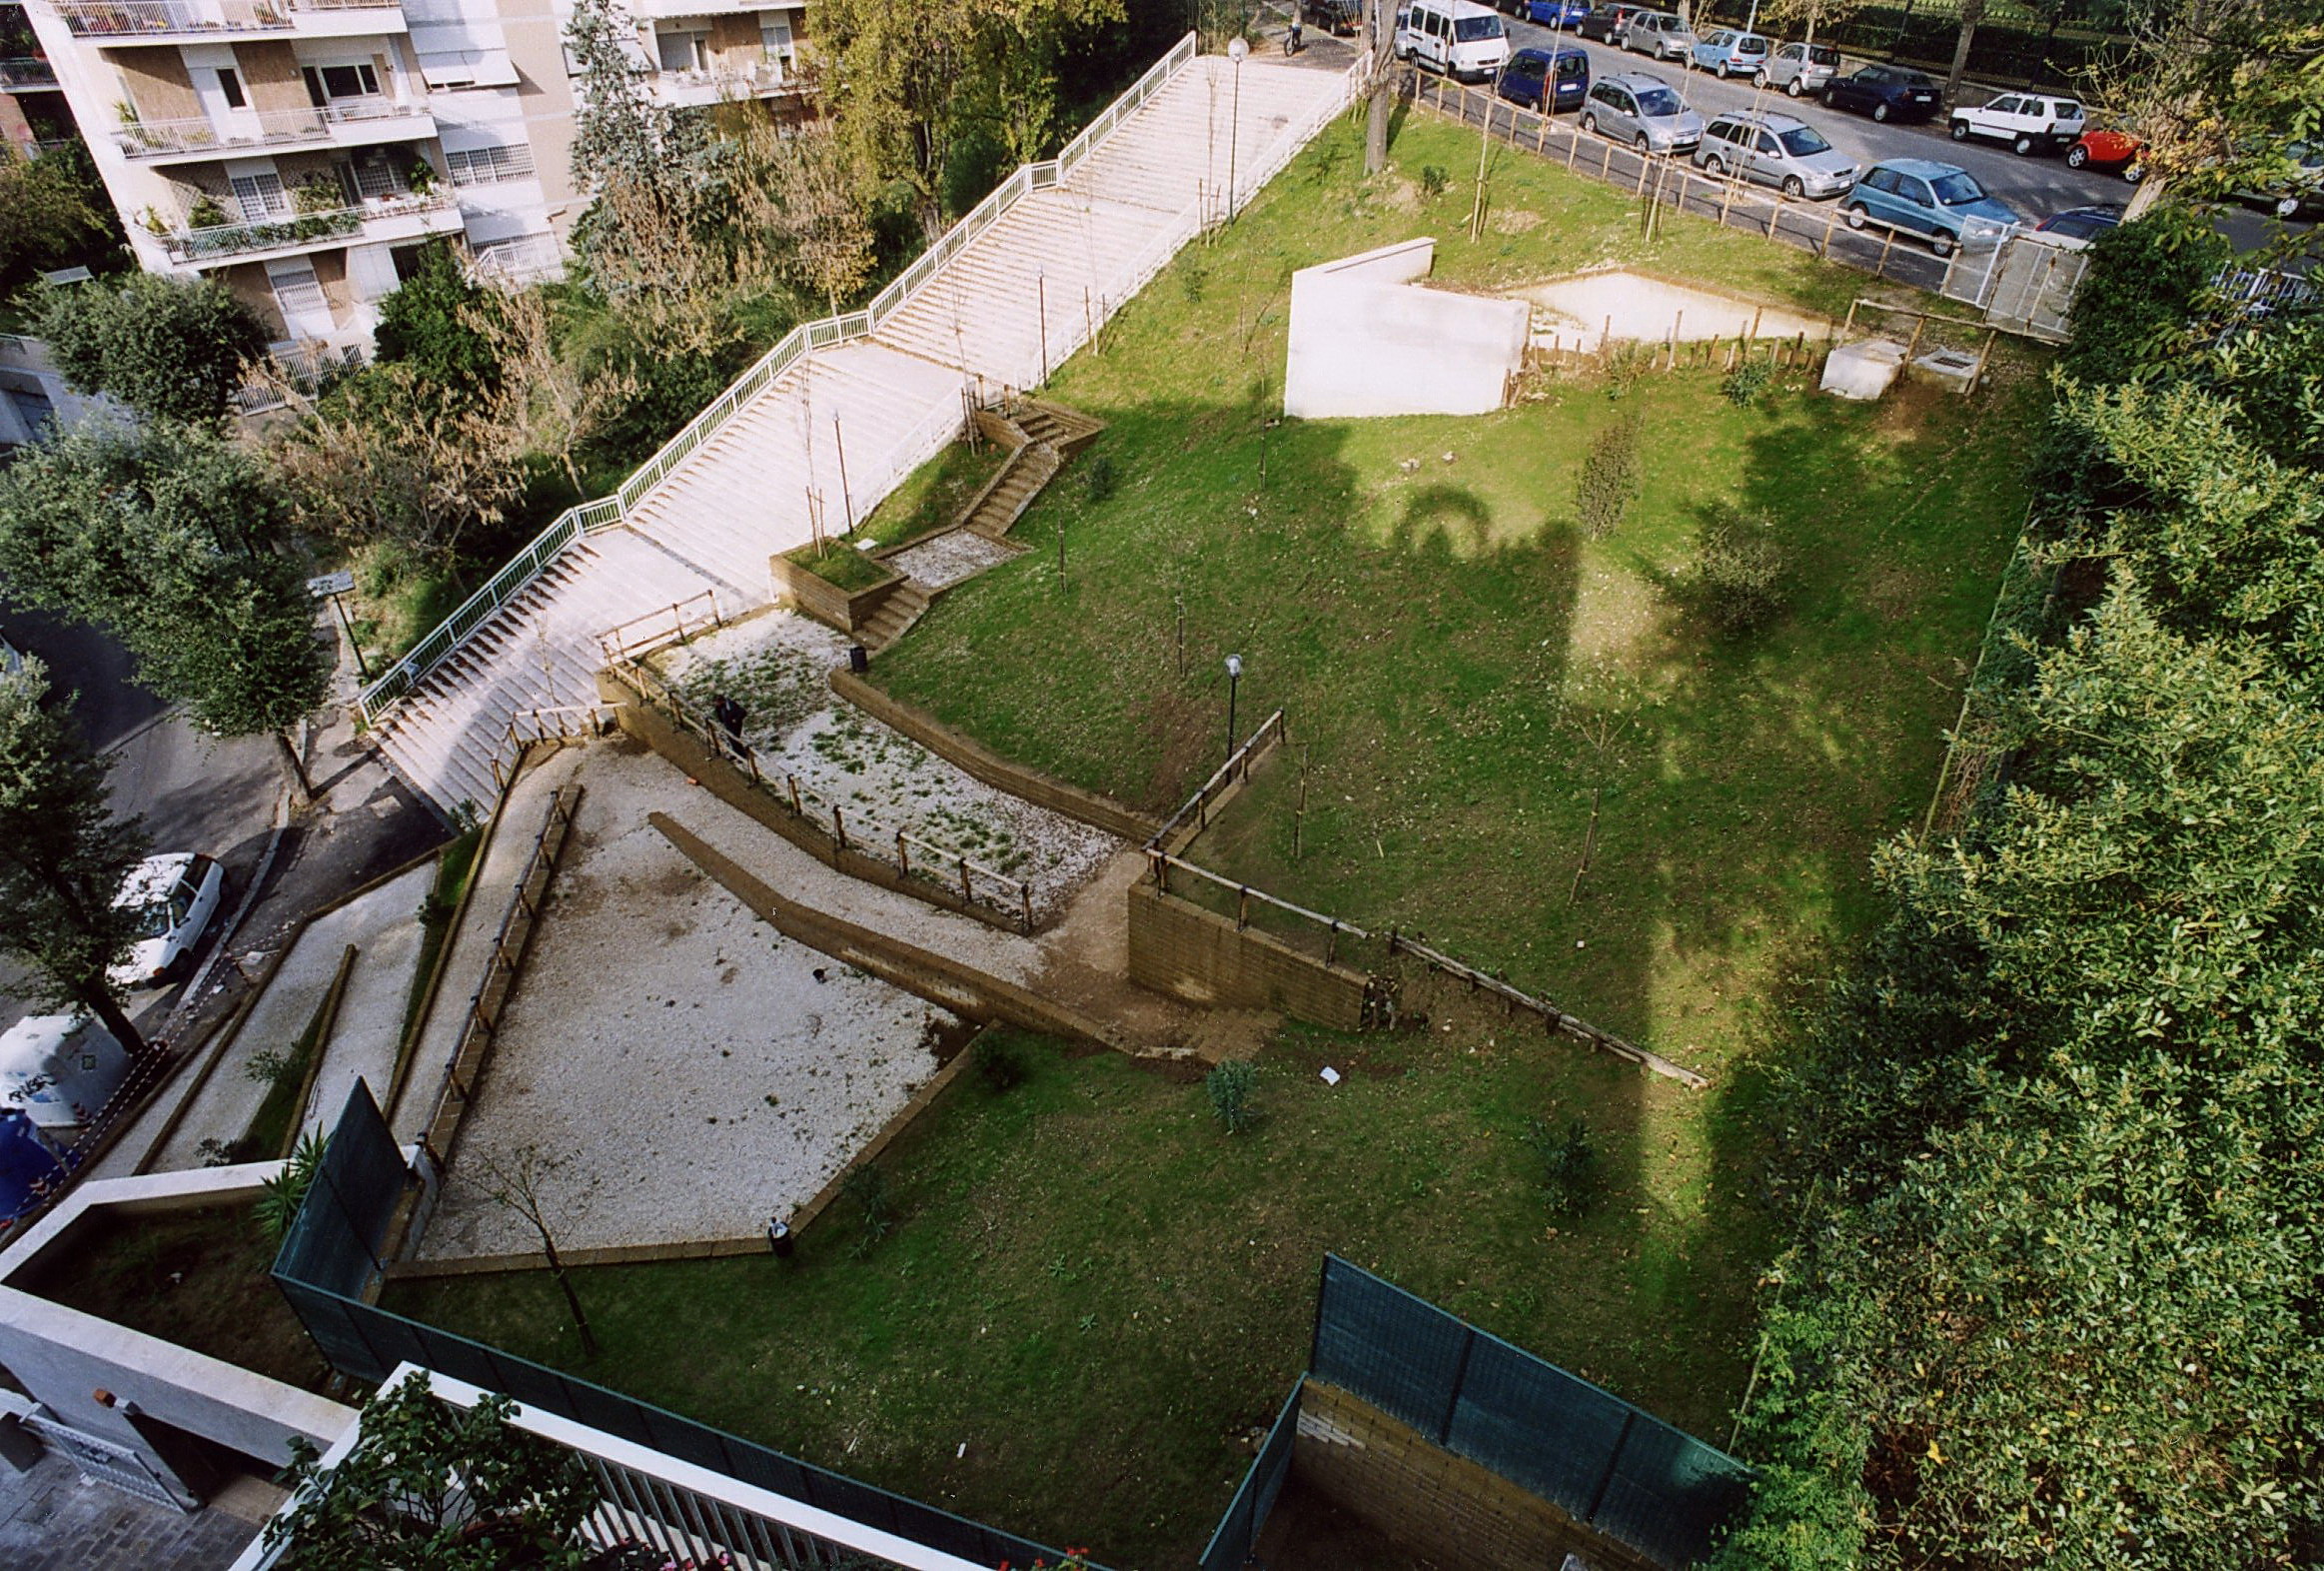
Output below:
[358,34,1204,727]
[161,190,454,263]
[114,98,429,156]
[47,0,401,36]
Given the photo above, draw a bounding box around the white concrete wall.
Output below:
[1283,238,1528,420]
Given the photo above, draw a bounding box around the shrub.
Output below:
[256,1130,327,1240]
[1418,164,1450,198]
[1179,264,1207,304]
[245,1046,296,1085]
[1692,510,1791,635]
[1527,1116,1602,1218]
[843,1162,892,1257]
[974,1033,1029,1092]
[1576,416,1641,540]
[1080,452,1118,506]
[1722,358,1774,406]
[1206,1060,1257,1133]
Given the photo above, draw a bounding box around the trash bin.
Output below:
[847,645,869,675]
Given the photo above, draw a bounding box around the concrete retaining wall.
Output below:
[1294,1379,1657,1571]
[1126,882,1367,1031]
[830,671,1159,843]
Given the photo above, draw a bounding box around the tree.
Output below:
[0,421,330,798]
[265,1369,596,1569]
[35,272,267,426]
[465,288,640,497]
[724,117,878,316]
[0,658,154,1060]
[1754,0,1869,45]
[567,0,680,198]
[2110,0,2324,224]
[371,241,501,405]
[1938,0,1986,108]
[0,144,115,301]
[474,1145,598,1357]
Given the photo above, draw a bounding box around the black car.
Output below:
[1822,64,1942,124]
[1302,0,1361,34]
[1576,2,1646,42]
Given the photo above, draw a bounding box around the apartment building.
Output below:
[19,0,809,358]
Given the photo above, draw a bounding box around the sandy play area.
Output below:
[1510,267,1831,353]
[418,750,963,1262]
[653,612,1120,921]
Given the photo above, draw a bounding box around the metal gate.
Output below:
[1941,235,2089,343]
[20,1410,193,1510]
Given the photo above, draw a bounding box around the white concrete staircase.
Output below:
[371,47,1352,820]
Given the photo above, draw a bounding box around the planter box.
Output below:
[770,545,905,637]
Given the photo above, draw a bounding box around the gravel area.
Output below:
[418,746,960,1260]
[885,529,1021,590]
[655,612,1121,922]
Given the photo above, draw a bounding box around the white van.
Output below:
[0,1013,133,1131]
[1396,0,1511,81]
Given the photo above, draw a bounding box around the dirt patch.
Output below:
[887,530,1024,590]
[1491,207,1545,235]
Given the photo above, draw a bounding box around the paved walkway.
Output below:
[0,1451,261,1571]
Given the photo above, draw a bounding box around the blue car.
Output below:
[1496,45,1590,112]
[1841,159,2024,257]
[1689,30,1769,77]
[1525,0,1591,25]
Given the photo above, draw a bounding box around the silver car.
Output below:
[1693,110,1857,199]
[1581,72,1704,155]
[1622,10,1696,60]
[1755,40,1840,97]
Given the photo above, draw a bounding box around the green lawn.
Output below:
[394,1024,1766,1569]
[391,110,2038,1571]
[857,439,1011,551]
[783,538,896,592]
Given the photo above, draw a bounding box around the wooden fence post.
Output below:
[897,831,910,877]
[959,857,973,905]
[831,803,847,851]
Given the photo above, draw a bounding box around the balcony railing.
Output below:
[0,58,59,89]
[649,58,802,102]
[160,188,452,262]
[48,0,402,40]
[113,98,429,157]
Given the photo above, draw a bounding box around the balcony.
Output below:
[113,99,433,161]
[46,0,406,44]
[647,59,805,109]
[0,57,60,90]
[630,0,791,18]
[161,187,457,265]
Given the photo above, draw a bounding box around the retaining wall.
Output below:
[1126,881,1367,1031]
[770,550,908,638]
[1294,1379,1657,1571]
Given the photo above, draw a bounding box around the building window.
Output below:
[656,29,706,73]
[444,143,536,186]
[266,259,329,318]
[760,17,793,66]
[229,171,288,221]
[302,62,381,106]
[216,68,246,109]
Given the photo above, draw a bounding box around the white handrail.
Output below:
[361,35,1206,726]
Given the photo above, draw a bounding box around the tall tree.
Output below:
[371,241,501,404]
[0,658,154,1059]
[1755,0,1870,45]
[0,144,116,301]
[1939,0,1987,107]
[35,272,267,427]
[2113,0,2324,222]
[464,287,640,495]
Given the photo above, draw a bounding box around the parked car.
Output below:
[109,851,226,988]
[2032,204,2125,247]
[1580,71,1703,155]
[1396,0,1512,81]
[1690,30,1769,77]
[1302,0,1363,35]
[1756,40,1839,97]
[1524,0,1593,24]
[1622,10,1697,60]
[1948,91,2085,156]
[1694,110,1857,199]
[1575,2,1647,42]
[2231,142,2324,220]
[1497,46,1591,113]
[1841,158,2024,256]
[2066,126,2145,181]
[1822,64,1941,124]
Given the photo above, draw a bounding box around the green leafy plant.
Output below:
[1179,263,1207,304]
[1722,358,1774,406]
[245,1046,296,1085]
[1418,163,1449,198]
[1690,510,1791,635]
[1079,451,1118,506]
[1576,416,1641,541]
[291,175,343,216]
[1527,1116,1603,1218]
[256,1129,327,1240]
[843,1162,892,1257]
[1206,1060,1257,1134]
[184,194,229,230]
[974,1032,1029,1092]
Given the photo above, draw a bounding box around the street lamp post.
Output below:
[1226,35,1248,221]
[1225,654,1244,758]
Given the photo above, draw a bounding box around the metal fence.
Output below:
[271,1083,1068,1571]
[1307,1255,1753,1570]
[1199,1385,1301,1571]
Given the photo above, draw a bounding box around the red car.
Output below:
[2067,127,2144,181]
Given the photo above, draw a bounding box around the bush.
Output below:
[1206,1060,1257,1134]
[1179,264,1207,304]
[1692,510,1792,635]
[36,272,267,425]
[1080,452,1118,506]
[1418,164,1449,198]
[1527,1116,1602,1218]
[974,1033,1029,1092]
[1576,416,1641,540]
[843,1162,892,1257]
[2062,209,2231,386]
[1722,358,1774,406]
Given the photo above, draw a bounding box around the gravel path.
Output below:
[297,863,432,1144]
[656,612,1121,921]
[885,530,1021,590]
[418,744,959,1260]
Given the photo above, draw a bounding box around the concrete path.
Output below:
[295,861,434,1144]
[0,1447,264,1571]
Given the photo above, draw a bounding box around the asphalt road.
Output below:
[1477,19,2313,255]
